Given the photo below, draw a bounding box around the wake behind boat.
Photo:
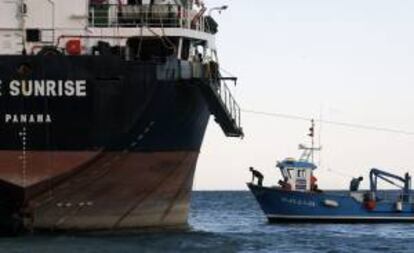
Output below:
[248,121,414,223]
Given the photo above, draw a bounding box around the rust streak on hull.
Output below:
[0,151,201,231]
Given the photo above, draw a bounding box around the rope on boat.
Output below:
[242,109,414,136]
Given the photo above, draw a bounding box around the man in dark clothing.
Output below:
[350,176,363,191]
[250,167,264,186]
[278,178,292,190]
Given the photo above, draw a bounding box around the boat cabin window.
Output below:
[297,170,306,178]
[286,168,294,179]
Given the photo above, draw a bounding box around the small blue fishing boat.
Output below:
[248,121,414,223]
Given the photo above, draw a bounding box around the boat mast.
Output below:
[309,119,315,163]
[19,0,27,54]
[299,119,321,163]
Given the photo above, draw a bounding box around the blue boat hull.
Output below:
[248,183,414,222]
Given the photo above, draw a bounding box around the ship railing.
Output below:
[89,4,209,33]
[373,190,414,203]
[156,59,243,137]
[204,61,242,134]
[347,190,414,203]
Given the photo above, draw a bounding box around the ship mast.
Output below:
[19,0,27,54]
[299,119,321,163]
[310,119,315,162]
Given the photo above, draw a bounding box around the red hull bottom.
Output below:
[0,151,199,231]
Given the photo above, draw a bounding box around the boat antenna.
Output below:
[308,119,315,163]
[299,119,321,162]
[318,106,323,167]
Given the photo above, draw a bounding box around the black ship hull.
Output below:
[0,55,210,234]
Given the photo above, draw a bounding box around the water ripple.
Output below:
[0,192,414,253]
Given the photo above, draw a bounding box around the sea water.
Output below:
[1,191,414,253]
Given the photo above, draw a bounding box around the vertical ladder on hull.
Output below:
[198,77,244,138]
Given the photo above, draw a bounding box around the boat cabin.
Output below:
[277,158,317,192]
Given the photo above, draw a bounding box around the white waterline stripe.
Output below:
[267,214,414,220]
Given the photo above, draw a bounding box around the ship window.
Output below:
[297,170,306,178]
[287,168,294,178]
[281,168,288,179]
[26,29,41,42]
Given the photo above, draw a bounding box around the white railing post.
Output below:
[91,7,95,27]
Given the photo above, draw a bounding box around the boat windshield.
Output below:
[281,167,295,179]
[297,170,306,178]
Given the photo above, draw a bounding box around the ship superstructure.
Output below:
[0,0,242,234]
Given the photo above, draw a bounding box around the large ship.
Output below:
[0,0,243,235]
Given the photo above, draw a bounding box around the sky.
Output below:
[193,0,414,190]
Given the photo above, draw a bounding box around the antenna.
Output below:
[318,105,323,168]
[308,119,315,162]
[299,119,321,163]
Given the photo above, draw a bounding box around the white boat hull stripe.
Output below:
[267,214,414,220]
